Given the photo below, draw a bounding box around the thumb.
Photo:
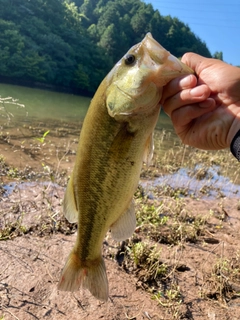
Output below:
[181,52,206,74]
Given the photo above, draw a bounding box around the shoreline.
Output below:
[0,77,94,97]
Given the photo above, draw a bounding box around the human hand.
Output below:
[161,53,240,150]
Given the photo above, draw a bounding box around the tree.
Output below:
[213,51,223,61]
[0,0,214,94]
[73,64,90,89]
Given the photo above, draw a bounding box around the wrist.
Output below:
[230,129,240,161]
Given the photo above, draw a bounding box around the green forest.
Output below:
[0,0,213,95]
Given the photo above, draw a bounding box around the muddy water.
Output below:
[0,83,174,127]
[0,83,91,122]
[0,83,176,170]
[1,83,240,196]
[141,166,240,199]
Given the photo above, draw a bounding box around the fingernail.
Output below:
[190,86,206,98]
[179,75,193,87]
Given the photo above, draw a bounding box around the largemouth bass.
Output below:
[58,33,193,301]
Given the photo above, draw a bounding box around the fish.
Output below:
[57,32,193,301]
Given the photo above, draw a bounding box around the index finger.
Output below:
[161,74,197,104]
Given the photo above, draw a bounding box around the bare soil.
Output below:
[1,118,240,320]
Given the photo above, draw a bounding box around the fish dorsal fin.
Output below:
[110,200,136,241]
[63,175,78,223]
[143,133,154,166]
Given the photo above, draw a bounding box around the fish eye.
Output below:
[124,54,136,65]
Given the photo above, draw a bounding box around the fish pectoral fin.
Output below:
[110,200,136,241]
[143,132,154,166]
[63,175,78,223]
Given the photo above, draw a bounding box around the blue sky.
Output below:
[144,0,240,66]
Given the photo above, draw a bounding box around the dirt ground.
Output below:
[1,116,240,320]
[1,181,240,320]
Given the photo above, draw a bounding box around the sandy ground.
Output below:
[1,116,240,319]
[1,182,240,320]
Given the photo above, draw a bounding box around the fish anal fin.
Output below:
[58,251,109,302]
[63,175,78,223]
[143,132,154,166]
[111,200,136,241]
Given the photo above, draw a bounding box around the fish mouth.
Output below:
[141,33,194,86]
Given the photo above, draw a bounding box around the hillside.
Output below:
[0,0,212,94]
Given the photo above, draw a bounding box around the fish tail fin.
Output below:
[58,250,109,301]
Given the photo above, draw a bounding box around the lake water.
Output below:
[1,83,240,199]
[0,83,91,122]
[0,82,177,175]
[0,83,174,130]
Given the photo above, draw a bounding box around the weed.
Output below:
[131,242,167,278]
[135,194,208,245]
[7,167,19,178]
[152,283,183,320]
[200,252,240,303]
[0,219,27,240]
[136,201,168,227]
[35,130,50,143]
[117,239,173,297]
[152,283,182,306]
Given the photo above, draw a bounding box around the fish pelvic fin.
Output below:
[143,132,154,166]
[110,200,136,241]
[63,175,78,223]
[58,251,109,302]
